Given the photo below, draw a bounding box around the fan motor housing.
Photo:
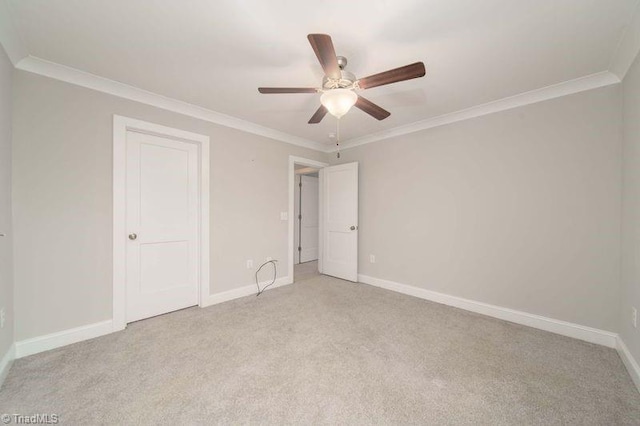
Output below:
[323,56,356,89]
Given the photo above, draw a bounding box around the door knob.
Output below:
[128,233,137,240]
[350,226,357,231]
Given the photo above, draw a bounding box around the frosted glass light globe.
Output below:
[320,89,358,118]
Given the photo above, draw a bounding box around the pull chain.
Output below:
[336,117,341,159]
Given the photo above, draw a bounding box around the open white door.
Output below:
[321,162,358,282]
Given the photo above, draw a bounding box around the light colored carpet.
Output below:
[1,274,639,425]
[294,260,319,282]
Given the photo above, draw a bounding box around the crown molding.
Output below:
[336,71,621,152]
[14,56,329,152]
[0,2,636,154]
[9,55,623,155]
[3,51,623,156]
[0,0,28,65]
[14,55,621,155]
[609,0,640,80]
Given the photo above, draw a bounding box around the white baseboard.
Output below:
[11,277,293,359]
[358,274,618,348]
[5,275,638,393]
[15,320,114,359]
[202,276,293,307]
[617,337,640,392]
[0,343,16,389]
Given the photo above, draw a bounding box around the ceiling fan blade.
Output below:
[307,34,341,80]
[355,96,391,120]
[258,87,318,94]
[358,62,426,90]
[308,105,328,124]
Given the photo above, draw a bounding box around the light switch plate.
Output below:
[280,212,288,221]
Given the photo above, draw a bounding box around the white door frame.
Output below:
[288,156,328,281]
[113,115,210,331]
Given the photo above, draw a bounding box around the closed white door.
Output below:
[126,131,199,322]
[300,175,319,263]
[322,162,358,281]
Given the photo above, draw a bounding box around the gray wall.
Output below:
[9,64,632,345]
[621,53,640,362]
[12,70,328,340]
[334,85,622,332]
[0,46,13,358]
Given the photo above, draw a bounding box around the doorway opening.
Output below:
[295,166,320,281]
[288,156,328,283]
[288,156,359,284]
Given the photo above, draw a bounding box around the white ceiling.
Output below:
[4,0,639,144]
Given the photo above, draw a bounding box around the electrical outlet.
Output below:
[369,254,376,264]
[633,307,637,329]
[246,259,253,269]
[0,308,5,329]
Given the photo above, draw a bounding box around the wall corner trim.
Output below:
[358,274,619,348]
[0,1,28,65]
[202,276,293,307]
[338,71,621,151]
[15,320,114,359]
[14,56,328,152]
[617,336,640,392]
[0,343,16,390]
[609,1,640,81]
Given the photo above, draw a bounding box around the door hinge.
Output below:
[298,214,302,220]
[299,182,302,187]
[298,246,302,252]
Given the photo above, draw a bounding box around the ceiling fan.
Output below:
[258,34,426,124]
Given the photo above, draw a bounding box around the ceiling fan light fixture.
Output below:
[258,34,425,123]
[320,88,358,118]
